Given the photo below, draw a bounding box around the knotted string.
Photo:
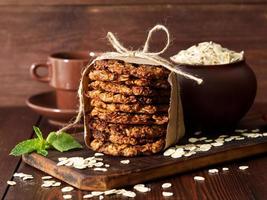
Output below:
[57,24,203,134]
[106,25,203,84]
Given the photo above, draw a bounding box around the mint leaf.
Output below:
[37,149,48,156]
[10,138,41,156]
[33,126,43,141]
[47,132,82,152]
[10,127,82,157]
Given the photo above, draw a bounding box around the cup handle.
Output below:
[30,63,50,82]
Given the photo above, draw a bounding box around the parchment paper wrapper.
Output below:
[57,24,202,154]
[82,54,185,150]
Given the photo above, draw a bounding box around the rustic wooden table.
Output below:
[0,105,267,200]
[1,1,267,199]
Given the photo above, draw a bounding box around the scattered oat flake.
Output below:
[44,180,55,184]
[235,137,245,140]
[94,162,104,167]
[57,159,69,166]
[41,180,55,187]
[73,164,87,170]
[205,139,213,143]
[42,176,53,180]
[122,190,136,198]
[239,166,249,170]
[208,169,219,174]
[252,129,260,132]
[104,189,117,195]
[162,182,172,188]
[13,172,31,178]
[194,176,205,181]
[162,191,173,197]
[91,191,104,196]
[163,148,175,156]
[211,142,224,147]
[94,168,107,172]
[7,181,16,186]
[171,148,185,158]
[134,184,145,188]
[198,137,207,141]
[52,182,61,187]
[120,160,130,164]
[22,175,34,180]
[99,195,104,200]
[83,194,94,198]
[263,132,267,136]
[188,138,198,143]
[58,157,68,161]
[222,167,229,171]
[61,186,74,192]
[94,153,104,157]
[133,184,151,193]
[41,183,52,188]
[63,194,72,199]
[105,164,110,168]
[198,144,211,151]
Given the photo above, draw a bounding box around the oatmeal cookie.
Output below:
[94,59,169,79]
[86,90,170,104]
[90,107,168,125]
[91,130,162,145]
[91,99,169,114]
[90,138,165,156]
[89,81,170,96]
[88,70,170,89]
[89,119,166,138]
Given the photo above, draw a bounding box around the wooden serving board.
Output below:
[23,131,267,191]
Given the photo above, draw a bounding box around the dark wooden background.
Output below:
[1,1,267,199]
[0,0,267,107]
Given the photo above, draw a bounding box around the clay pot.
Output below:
[177,60,257,133]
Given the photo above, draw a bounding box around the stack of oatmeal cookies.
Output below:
[86,59,171,157]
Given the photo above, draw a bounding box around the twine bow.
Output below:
[57,24,203,134]
[105,24,203,84]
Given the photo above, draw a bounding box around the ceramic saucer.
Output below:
[26,91,82,127]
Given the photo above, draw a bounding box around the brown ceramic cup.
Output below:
[30,51,90,109]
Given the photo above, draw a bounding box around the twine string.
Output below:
[57,24,203,134]
[142,24,170,55]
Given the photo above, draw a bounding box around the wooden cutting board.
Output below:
[22,131,267,191]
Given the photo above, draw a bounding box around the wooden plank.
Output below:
[4,117,267,199]
[0,0,266,6]
[22,129,267,191]
[1,5,267,106]
[0,107,39,199]
[5,154,267,199]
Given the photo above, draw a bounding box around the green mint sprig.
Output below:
[10,126,82,157]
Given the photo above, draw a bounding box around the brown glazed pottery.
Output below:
[177,60,257,133]
[30,51,90,109]
[26,91,82,127]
